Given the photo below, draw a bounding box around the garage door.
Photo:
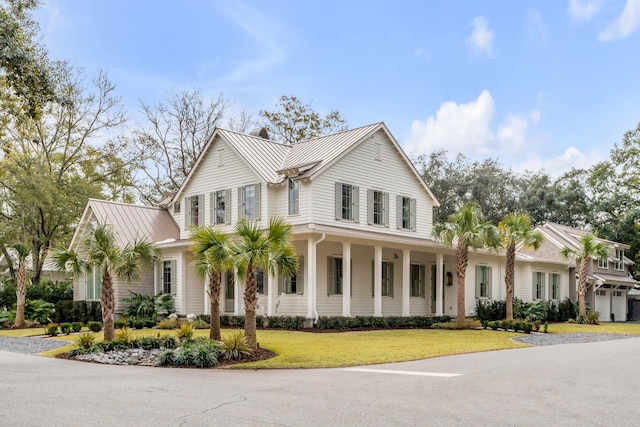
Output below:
[612,290,626,322]
[595,289,610,321]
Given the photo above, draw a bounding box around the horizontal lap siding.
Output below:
[465,254,502,316]
[311,131,433,239]
[185,261,204,314]
[177,137,263,240]
[160,248,183,314]
[113,266,155,314]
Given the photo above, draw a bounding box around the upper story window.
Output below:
[396,196,416,231]
[533,271,545,300]
[550,273,560,300]
[211,189,230,225]
[615,248,624,271]
[335,182,359,222]
[368,190,389,227]
[475,265,492,299]
[598,254,609,269]
[185,195,204,228]
[410,263,426,298]
[238,183,261,221]
[289,179,299,215]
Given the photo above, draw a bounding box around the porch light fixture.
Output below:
[446,272,453,286]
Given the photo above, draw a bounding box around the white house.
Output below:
[68,123,637,324]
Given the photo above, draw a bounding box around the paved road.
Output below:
[2,338,640,426]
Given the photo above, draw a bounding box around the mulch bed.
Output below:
[55,346,275,368]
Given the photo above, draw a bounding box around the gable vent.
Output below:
[250,127,270,140]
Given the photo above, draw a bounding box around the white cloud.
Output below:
[515,146,604,177]
[568,0,603,22]
[527,9,548,41]
[467,16,495,57]
[599,0,640,41]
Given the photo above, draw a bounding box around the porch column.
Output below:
[267,266,277,316]
[436,252,444,316]
[374,245,382,317]
[343,242,352,317]
[402,248,410,317]
[234,269,241,315]
[180,253,187,314]
[307,238,315,320]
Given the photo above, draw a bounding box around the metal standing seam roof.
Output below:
[88,199,179,246]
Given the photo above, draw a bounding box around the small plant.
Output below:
[221,330,253,360]
[586,311,600,325]
[75,332,97,349]
[189,318,210,329]
[87,321,103,332]
[157,318,179,330]
[543,321,549,333]
[114,318,130,329]
[177,323,195,342]
[71,322,83,332]
[60,323,73,334]
[176,344,196,366]
[158,334,178,349]
[158,349,176,366]
[521,322,533,334]
[114,326,132,342]
[431,322,447,329]
[193,339,221,368]
[45,323,59,336]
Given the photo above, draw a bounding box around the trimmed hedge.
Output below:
[316,315,452,330]
[54,300,102,324]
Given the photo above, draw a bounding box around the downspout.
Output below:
[313,233,326,324]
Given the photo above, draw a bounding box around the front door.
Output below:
[224,274,235,313]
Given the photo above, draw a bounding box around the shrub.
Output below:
[221,330,253,360]
[157,318,179,330]
[158,335,178,349]
[0,310,11,328]
[193,339,222,368]
[521,322,533,334]
[559,298,577,322]
[45,323,59,336]
[475,299,506,322]
[60,323,73,334]
[197,314,211,324]
[75,332,97,349]
[114,318,129,329]
[115,327,133,342]
[177,323,195,342]
[432,322,447,329]
[487,321,500,330]
[158,350,176,366]
[135,336,159,351]
[176,345,196,366]
[71,322,83,332]
[189,319,210,329]
[23,299,55,324]
[586,311,600,325]
[88,321,103,332]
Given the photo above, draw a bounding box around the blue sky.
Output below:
[35,0,640,176]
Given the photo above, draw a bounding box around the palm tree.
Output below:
[52,223,159,341]
[190,226,232,340]
[433,204,500,322]
[12,243,31,328]
[233,217,298,351]
[499,213,544,320]
[561,232,608,318]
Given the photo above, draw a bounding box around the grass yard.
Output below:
[6,322,640,369]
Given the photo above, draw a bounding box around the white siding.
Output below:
[185,258,204,315]
[464,254,502,316]
[159,248,184,313]
[310,131,434,239]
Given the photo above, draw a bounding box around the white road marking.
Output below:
[342,367,462,377]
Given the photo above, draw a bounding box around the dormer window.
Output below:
[185,195,204,228]
[238,184,261,221]
[615,248,624,271]
[598,254,609,269]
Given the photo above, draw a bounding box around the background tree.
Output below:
[499,213,543,320]
[561,233,607,318]
[259,95,347,144]
[433,204,500,322]
[0,63,131,285]
[131,89,229,205]
[233,217,298,351]
[190,226,232,340]
[52,224,158,341]
[11,243,30,327]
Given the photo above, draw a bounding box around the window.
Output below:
[210,189,230,225]
[281,256,304,295]
[367,190,389,226]
[238,183,261,221]
[475,265,492,299]
[289,179,299,215]
[598,254,609,269]
[596,289,607,296]
[86,266,102,301]
[615,248,624,271]
[550,273,560,300]
[185,195,204,228]
[613,290,624,297]
[255,269,265,294]
[335,182,359,222]
[173,203,181,214]
[533,271,545,300]
[162,260,176,294]
[410,263,426,298]
[372,261,394,297]
[327,256,343,295]
[396,196,416,231]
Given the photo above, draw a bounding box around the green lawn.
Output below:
[5,322,640,369]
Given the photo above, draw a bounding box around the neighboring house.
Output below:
[0,251,70,284]
[68,123,638,323]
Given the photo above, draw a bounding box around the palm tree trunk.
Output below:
[101,270,115,341]
[505,244,515,321]
[15,262,27,328]
[455,245,469,323]
[243,267,258,351]
[577,257,589,317]
[209,273,221,340]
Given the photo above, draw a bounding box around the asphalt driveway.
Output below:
[2,337,639,426]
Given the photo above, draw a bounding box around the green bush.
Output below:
[221,330,253,360]
[54,300,102,324]
[189,318,210,329]
[158,335,178,349]
[19,299,56,324]
[0,279,72,309]
[586,310,600,325]
[45,323,59,336]
[71,322,83,332]
[521,322,533,333]
[60,323,73,334]
[157,318,179,329]
[177,323,195,342]
[87,321,102,332]
[75,332,97,350]
[114,327,133,342]
[558,298,577,322]
[114,318,129,329]
[158,350,176,366]
[122,291,175,321]
[475,299,506,322]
